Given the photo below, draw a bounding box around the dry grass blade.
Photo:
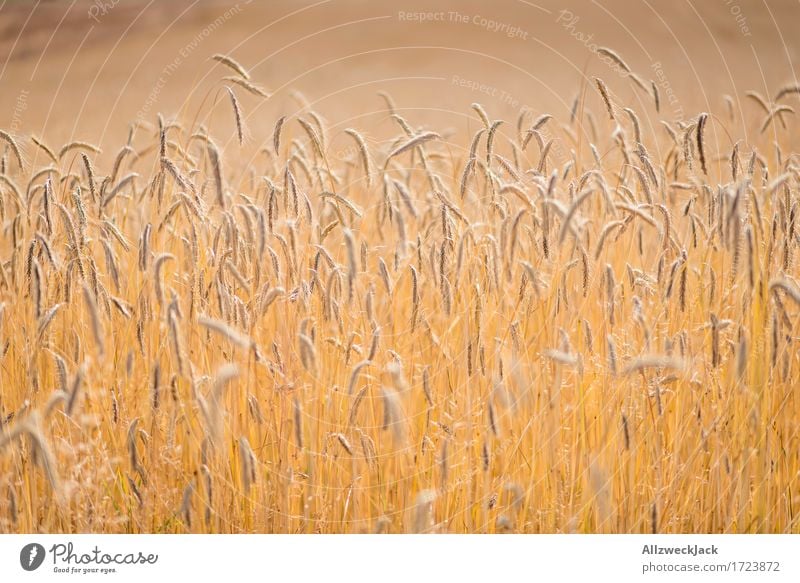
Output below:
[769,278,800,305]
[594,77,615,120]
[0,130,24,170]
[622,355,686,375]
[597,47,631,73]
[211,54,250,79]
[59,141,101,159]
[198,316,254,349]
[344,128,373,187]
[222,76,269,98]
[224,86,245,145]
[384,132,440,167]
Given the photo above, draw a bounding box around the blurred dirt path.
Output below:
[0,0,797,153]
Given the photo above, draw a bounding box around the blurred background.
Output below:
[0,0,797,155]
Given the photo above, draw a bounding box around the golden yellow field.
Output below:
[0,0,799,534]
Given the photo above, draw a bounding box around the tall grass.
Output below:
[0,56,798,534]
